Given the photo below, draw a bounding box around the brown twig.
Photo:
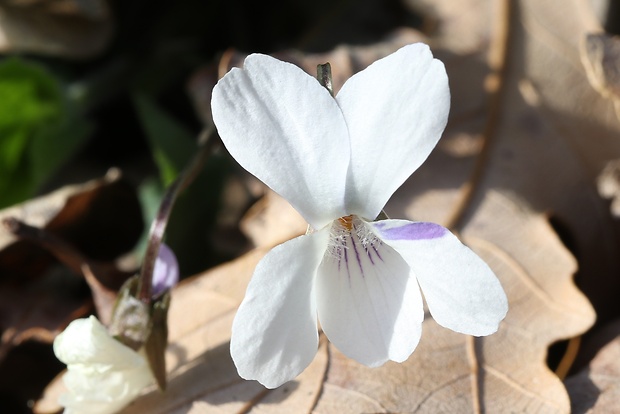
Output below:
[444,0,513,232]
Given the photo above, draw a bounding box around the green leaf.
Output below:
[0,58,92,208]
[132,93,195,185]
[29,113,94,185]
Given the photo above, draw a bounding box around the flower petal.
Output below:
[371,220,508,336]
[230,229,329,389]
[316,218,424,366]
[212,54,350,229]
[54,316,146,368]
[336,44,450,219]
[152,243,179,297]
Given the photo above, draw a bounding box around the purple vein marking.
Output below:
[366,245,375,265]
[375,221,447,241]
[372,243,384,262]
[349,229,364,278]
[343,238,351,280]
[354,223,375,265]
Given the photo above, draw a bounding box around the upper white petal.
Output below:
[212,54,351,229]
[336,44,450,219]
[230,229,330,389]
[371,220,508,336]
[316,218,424,366]
[53,316,153,414]
[54,315,146,368]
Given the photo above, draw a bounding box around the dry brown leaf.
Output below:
[0,175,108,251]
[39,159,595,406]
[0,0,111,58]
[46,136,575,411]
[187,28,426,126]
[0,168,141,282]
[38,0,620,411]
[218,28,427,95]
[0,170,141,363]
[191,0,620,329]
[76,183,589,413]
[213,0,618,326]
[240,191,306,249]
[581,32,620,118]
[137,0,611,409]
[400,0,620,327]
[564,319,620,413]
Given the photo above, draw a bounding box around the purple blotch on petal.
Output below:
[375,221,447,241]
[152,243,179,297]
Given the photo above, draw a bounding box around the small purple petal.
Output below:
[152,243,179,297]
[375,221,447,241]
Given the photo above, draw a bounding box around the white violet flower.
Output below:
[212,43,508,389]
[53,243,179,413]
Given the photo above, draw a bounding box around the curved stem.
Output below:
[137,127,219,303]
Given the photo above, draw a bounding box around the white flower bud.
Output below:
[53,316,154,414]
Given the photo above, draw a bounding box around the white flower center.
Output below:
[325,215,383,276]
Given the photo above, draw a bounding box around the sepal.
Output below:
[108,274,171,390]
[144,291,171,390]
[109,275,150,350]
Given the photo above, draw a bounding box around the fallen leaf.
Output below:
[240,190,306,249]
[580,32,620,118]
[33,370,66,414]
[0,168,142,278]
[72,182,589,413]
[0,0,112,58]
[402,0,620,326]
[187,28,426,126]
[0,170,142,364]
[39,0,620,411]
[218,28,427,95]
[564,319,620,413]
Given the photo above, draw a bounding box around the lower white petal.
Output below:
[60,368,152,414]
[316,217,424,367]
[371,220,508,336]
[230,229,329,389]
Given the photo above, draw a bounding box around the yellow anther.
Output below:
[337,215,353,230]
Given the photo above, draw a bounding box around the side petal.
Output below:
[371,220,508,336]
[316,218,424,367]
[231,229,329,389]
[212,54,350,230]
[337,44,450,219]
